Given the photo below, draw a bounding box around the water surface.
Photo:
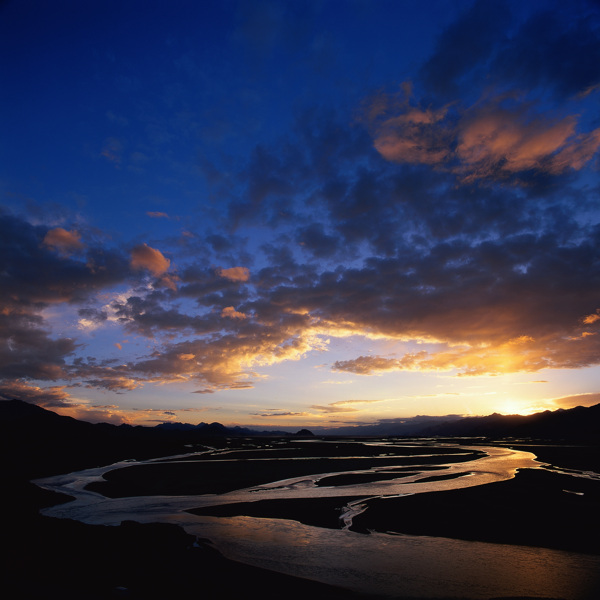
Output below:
[35,441,600,599]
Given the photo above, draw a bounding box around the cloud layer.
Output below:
[1,0,599,422]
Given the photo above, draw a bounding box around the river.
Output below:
[34,441,600,599]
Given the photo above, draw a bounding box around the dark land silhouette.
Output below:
[2,398,600,599]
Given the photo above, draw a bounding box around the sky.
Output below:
[1,0,599,430]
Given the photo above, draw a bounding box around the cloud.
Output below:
[0,380,72,407]
[583,311,600,325]
[418,0,511,99]
[489,3,600,100]
[252,411,309,417]
[551,392,600,409]
[217,266,250,282]
[0,308,77,381]
[2,3,600,409]
[311,400,384,413]
[332,353,427,375]
[311,404,358,414]
[0,214,130,308]
[419,0,600,102]
[362,1,600,184]
[455,102,600,180]
[366,89,600,182]
[43,227,85,254]
[221,306,247,319]
[130,243,171,276]
[369,96,452,166]
[332,355,401,375]
[296,223,340,258]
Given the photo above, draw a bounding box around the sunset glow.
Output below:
[1,0,599,430]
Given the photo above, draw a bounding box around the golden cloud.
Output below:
[130,243,171,276]
[583,311,600,324]
[43,227,85,254]
[366,87,600,181]
[217,266,250,282]
[221,306,247,319]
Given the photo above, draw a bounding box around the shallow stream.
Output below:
[34,441,600,599]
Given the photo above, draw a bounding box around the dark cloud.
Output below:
[0,213,128,307]
[0,312,77,381]
[419,0,600,102]
[490,2,600,99]
[0,380,72,408]
[2,2,599,411]
[418,0,511,100]
[295,223,339,258]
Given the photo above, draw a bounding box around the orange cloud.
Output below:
[43,227,85,254]
[158,273,180,291]
[330,325,600,378]
[366,86,600,181]
[221,306,247,319]
[130,243,171,276]
[551,392,600,409]
[456,109,577,176]
[583,311,600,325]
[218,266,250,282]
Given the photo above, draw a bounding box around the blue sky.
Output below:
[1,0,599,429]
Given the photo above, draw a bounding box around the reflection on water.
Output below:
[35,442,600,599]
[184,515,600,600]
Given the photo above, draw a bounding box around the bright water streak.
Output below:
[34,444,600,599]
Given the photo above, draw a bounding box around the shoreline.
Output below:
[10,439,600,598]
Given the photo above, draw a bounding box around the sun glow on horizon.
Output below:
[494,398,546,416]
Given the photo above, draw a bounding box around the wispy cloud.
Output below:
[366,88,600,182]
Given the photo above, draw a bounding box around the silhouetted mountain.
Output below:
[0,400,294,478]
[420,403,600,441]
[317,414,465,436]
[294,429,315,437]
[154,421,291,437]
[0,399,187,478]
[2,399,599,480]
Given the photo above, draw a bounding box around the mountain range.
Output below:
[1,398,599,479]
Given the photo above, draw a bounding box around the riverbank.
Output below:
[9,439,600,599]
[5,479,372,600]
[186,460,600,555]
[350,466,600,555]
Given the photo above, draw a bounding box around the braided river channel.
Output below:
[34,440,600,599]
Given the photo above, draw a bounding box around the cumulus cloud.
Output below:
[366,89,600,181]
[130,243,171,276]
[43,227,85,254]
[0,380,72,407]
[2,2,599,416]
[221,306,247,319]
[583,310,600,325]
[217,266,250,282]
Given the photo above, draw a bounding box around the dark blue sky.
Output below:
[1,0,599,428]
